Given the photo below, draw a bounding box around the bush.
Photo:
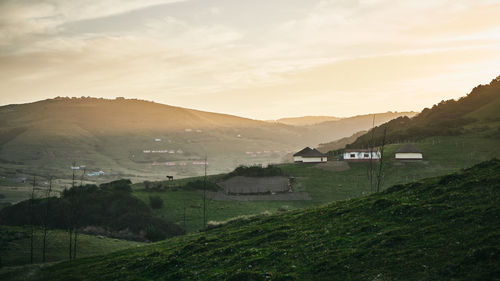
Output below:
[184,180,218,191]
[149,196,163,209]
[225,165,284,179]
[100,179,132,193]
[144,225,167,242]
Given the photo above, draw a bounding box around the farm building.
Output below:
[293,147,327,163]
[217,176,290,195]
[395,144,423,160]
[343,149,381,162]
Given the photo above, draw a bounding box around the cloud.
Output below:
[0,0,499,119]
[0,0,189,50]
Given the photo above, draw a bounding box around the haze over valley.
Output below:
[1,1,499,280]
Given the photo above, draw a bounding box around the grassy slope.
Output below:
[133,134,500,233]
[26,159,500,281]
[466,94,500,119]
[0,226,145,267]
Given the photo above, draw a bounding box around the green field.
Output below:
[132,134,500,233]
[0,226,145,267]
[10,158,498,280]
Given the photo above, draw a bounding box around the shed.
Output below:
[395,144,423,160]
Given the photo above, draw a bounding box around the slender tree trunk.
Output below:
[30,176,35,264]
[73,230,78,260]
[369,115,376,193]
[42,178,52,262]
[203,155,207,229]
[68,228,73,261]
[376,127,388,192]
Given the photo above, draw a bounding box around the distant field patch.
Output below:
[203,190,311,201]
[315,161,350,172]
[217,176,290,195]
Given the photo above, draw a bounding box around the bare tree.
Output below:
[368,115,376,193]
[203,155,207,229]
[376,127,388,192]
[29,176,36,264]
[72,191,82,260]
[68,226,73,261]
[42,177,52,262]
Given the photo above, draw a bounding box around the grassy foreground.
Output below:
[13,158,499,280]
[0,226,145,267]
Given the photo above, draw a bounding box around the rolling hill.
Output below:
[6,159,498,281]
[0,97,413,185]
[272,116,341,126]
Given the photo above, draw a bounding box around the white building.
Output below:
[293,147,327,163]
[395,144,423,160]
[343,149,381,162]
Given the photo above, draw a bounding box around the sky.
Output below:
[1,0,499,120]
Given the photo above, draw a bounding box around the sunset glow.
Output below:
[1,0,499,119]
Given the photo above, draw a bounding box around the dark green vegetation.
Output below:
[347,76,500,148]
[11,159,499,280]
[224,165,285,179]
[0,180,184,242]
[0,226,145,267]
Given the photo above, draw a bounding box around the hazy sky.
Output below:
[1,0,499,119]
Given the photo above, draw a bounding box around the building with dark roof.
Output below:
[293,147,327,163]
[395,144,423,160]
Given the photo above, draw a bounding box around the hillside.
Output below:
[317,131,366,153]
[273,116,341,126]
[0,98,413,187]
[346,76,500,149]
[9,159,499,280]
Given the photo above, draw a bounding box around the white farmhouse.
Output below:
[395,144,423,160]
[343,149,381,162]
[293,147,327,163]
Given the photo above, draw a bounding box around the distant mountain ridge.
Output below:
[272,116,341,126]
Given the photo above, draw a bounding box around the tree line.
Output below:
[0,178,185,264]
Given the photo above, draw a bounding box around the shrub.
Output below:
[184,180,218,191]
[225,165,284,179]
[100,179,132,193]
[144,225,167,242]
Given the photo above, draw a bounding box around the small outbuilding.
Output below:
[293,147,327,163]
[395,144,423,160]
[343,149,381,162]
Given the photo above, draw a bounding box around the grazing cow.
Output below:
[166,175,174,181]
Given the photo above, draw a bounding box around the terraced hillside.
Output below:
[8,159,498,281]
